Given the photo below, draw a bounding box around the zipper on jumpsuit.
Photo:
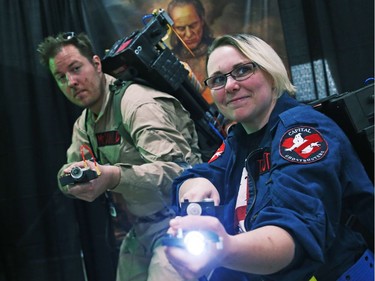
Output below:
[244,148,264,230]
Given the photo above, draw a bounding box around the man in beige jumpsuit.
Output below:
[37,32,201,281]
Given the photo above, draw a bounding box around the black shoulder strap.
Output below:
[111,80,135,146]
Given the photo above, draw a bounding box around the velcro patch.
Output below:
[279,126,328,164]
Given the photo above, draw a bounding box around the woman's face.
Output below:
[207,45,276,133]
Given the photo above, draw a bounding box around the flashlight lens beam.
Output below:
[184,231,206,256]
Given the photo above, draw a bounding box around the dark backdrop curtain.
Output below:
[279,0,374,102]
[0,1,121,281]
[0,1,373,281]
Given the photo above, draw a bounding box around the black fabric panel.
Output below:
[0,1,120,280]
[279,0,374,94]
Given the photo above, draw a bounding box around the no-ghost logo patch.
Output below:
[279,126,328,164]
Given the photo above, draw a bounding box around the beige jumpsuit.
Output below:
[58,74,202,281]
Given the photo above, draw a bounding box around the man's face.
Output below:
[48,45,104,113]
[170,4,204,50]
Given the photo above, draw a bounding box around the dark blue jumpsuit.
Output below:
[172,93,374,281]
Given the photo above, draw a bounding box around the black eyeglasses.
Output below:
[204,62,258,90]
[59,32,76,40]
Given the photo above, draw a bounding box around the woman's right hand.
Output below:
[178,177,220,206]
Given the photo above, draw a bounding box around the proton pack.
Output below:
[102,9,224,161]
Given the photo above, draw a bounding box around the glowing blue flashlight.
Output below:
[183,231,206,255]
[163,229,223,256]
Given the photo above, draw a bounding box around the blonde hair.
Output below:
[207,34,296,97]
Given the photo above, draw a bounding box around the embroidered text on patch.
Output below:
[279,126,328,163]
[258,151,271,174]
[96,131,121,147]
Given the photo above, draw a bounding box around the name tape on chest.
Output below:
[96,131,121,147]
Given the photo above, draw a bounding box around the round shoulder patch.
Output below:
[279,126,328,164]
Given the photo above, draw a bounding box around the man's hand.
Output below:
[62,161,121,201]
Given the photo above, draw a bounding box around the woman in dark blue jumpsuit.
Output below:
[163,34,374,281]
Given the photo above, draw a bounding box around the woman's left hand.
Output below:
[164,215,229,279]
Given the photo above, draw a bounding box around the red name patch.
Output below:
[257,151,271,174]
[96,131,121,147]
[279,126,328,164]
